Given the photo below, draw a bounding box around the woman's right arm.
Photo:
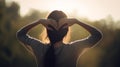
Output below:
[67,19,103,48]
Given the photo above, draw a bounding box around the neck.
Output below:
[51,41,63,48]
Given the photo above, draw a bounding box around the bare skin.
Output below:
[18,18,102,48]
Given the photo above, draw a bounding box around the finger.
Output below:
[47,20,58,30]
[59,23,68,29]
[58,22,66,29]
[47,25,56,30]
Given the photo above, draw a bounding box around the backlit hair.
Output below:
[39,10,71,44]
[47,10,67,22]
[40,27,71,44]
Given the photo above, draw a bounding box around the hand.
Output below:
[66,19,76,26]
[39,19,58,30]
[38,19,48,27]
[58,18,76,29]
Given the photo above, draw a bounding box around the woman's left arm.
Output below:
[16,19,48,46]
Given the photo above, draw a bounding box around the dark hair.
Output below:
[44,10,69,67]
[47,10,68,44]
[47,25,68,44]
[47,10,67,22]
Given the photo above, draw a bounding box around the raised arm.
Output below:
[67,19,102,47]
[16,19,49,46]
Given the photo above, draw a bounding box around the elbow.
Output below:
[97,31,103,41]
[88,32,103,47]
[93,30,103,42]
[16,30,25,41]
[90,30,103,42]
[16,31,22,40]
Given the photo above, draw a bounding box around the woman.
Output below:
[17,10,102,67]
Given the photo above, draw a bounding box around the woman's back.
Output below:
[30,42,87,67]
[17,10,102,67]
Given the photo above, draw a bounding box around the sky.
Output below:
[6,0,120,21]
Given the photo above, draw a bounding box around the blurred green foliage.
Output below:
[0,0,120,67]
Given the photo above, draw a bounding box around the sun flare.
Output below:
[9,0,93,19]
[8,0,120,20]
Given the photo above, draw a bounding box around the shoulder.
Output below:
[30,38,48,50]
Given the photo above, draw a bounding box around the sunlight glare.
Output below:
[48,0,77,16]
[47,0,90,18]
[7,0,120,20]
[10,0,93,19]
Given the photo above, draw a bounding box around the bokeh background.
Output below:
[0,0,120,67]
